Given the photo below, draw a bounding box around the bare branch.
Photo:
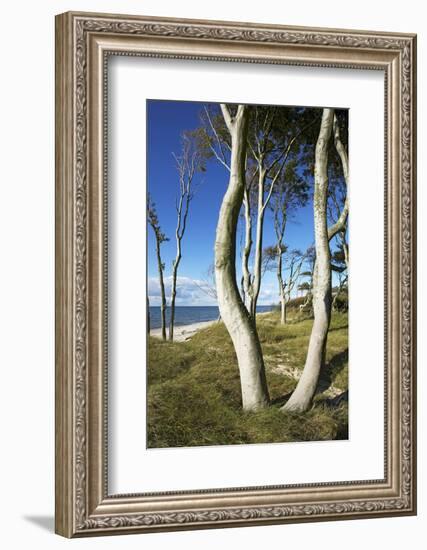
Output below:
[204,106,230,171]
[328,197,348,241]
[333,114,349,183]
[220,103,233,131]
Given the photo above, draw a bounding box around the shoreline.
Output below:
[149,319,219,342]
[149,310,274,343]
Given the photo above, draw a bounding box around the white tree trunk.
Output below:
[283,108,334,412]
[328,115,349,241]
[251,168,267,320]
[241,186,254,313]
[169,212,184,341]
[280,296,287,325]
[277,247,287,325]
[169,254,180,341]
[169,192,185,341]
[154,233,167,341]
[168,139,196,341]
[342,236,349,270]
[215,104,270,411]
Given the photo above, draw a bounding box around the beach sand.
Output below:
[149,311,272,343]
[149,319,218,342]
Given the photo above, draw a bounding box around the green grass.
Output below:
[147,310,348,448]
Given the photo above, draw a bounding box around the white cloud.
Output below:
[148,276,280,307]
[148,276,217,307]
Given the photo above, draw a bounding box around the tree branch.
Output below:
[220,103,233,131]
[204,107,230,171]
[327,115,349,241]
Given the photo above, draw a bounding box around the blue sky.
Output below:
[147,100,341,307]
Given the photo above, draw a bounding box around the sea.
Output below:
[149,305,273,329]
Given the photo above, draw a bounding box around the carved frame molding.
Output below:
[55,11,416,537]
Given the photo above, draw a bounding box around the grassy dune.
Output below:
[147,309,348,448]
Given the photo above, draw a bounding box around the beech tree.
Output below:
[298,245,316,315]
[215,104,270,410]
[169,134,203,341]
[283,109,349,412]
[281,249,305,324]
[328,115,349,311]
[201,105,317,322]
[242,108,317,321]
[327,128,349,312]
[147,195,168,340]
[265,160,309,323]
[263,245,306,324]
[282,108,335,412]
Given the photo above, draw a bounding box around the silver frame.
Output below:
[55,11,417,537]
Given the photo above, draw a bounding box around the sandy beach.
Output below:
[150,319,218,342]
[149,311,273,343]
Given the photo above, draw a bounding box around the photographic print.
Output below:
[56,12,416,536]
[147,100,349,448]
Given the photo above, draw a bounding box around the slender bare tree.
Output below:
[245,108,308,321]
[147,195,168,341]
[271,190,288,323]
[282,250,305,323]
[283,110,349,412]
[298,245,316,315]
[263,245,305,324]
[265,160,309,323]
[215,104,270,411]
[169,134,203,341]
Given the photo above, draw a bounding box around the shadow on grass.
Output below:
[328,324,349,333]
[325,389,349,407]
[270,392,294,407]
[269,348,348,410]
[316,348,348,395]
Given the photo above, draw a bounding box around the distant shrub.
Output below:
[333,293,349,312]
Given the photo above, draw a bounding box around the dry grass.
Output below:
[147,310,348,448]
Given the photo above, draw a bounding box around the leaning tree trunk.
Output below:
[169,251,181,341]
[277,249,287,325]
[155,235,167,341]
[283,108,334,412]
[215,104,270,411]
[250,168,267,321]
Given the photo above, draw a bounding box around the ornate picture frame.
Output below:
[55,11,417,537]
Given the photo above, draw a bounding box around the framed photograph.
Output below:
[55,11,417,537]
